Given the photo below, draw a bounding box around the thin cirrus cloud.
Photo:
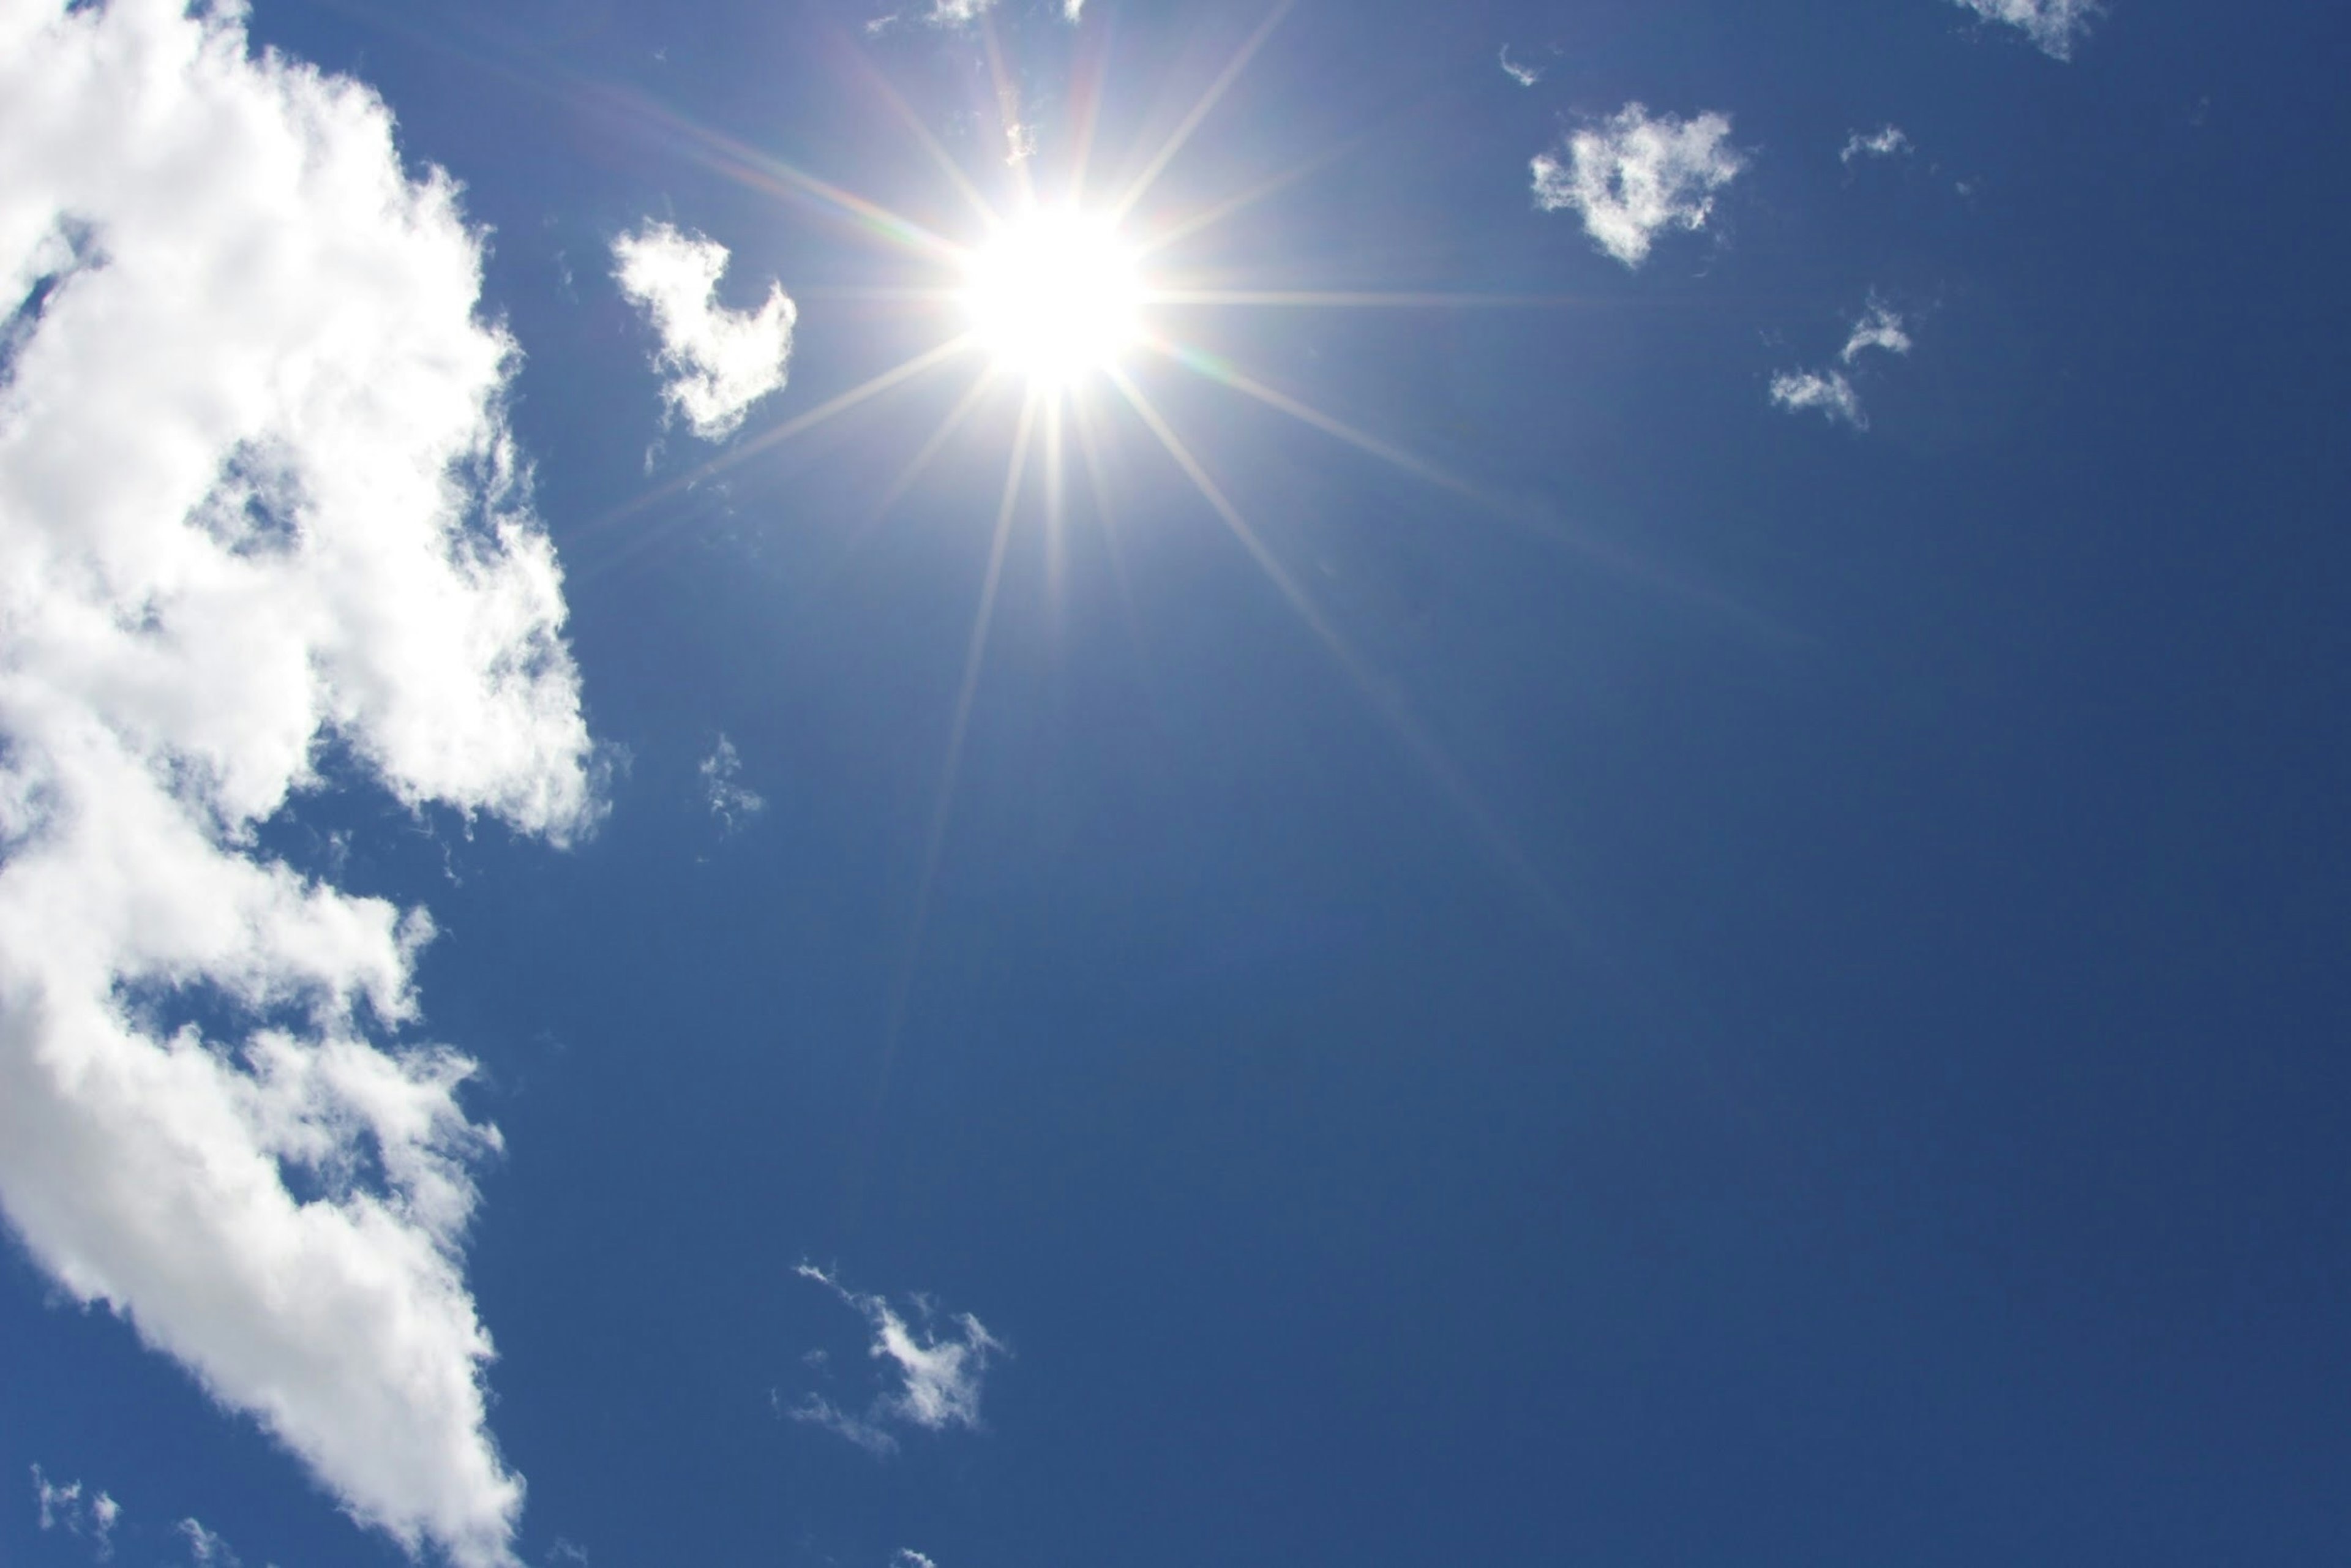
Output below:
[1951,0,2102,59]
[1499,45,1542,88]
[32,1466,121,1559]
[791,1266,1004,1457]
[0,1,603,1565]
[612,221,798,442]
[1841,124,1913,163]
[1771,300,1915,429]
[1532,103,1748,268]
[700,734,766,833]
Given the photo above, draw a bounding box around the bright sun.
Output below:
[962,210,1142,385]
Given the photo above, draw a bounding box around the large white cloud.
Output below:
[0,1,599,1564]
[1532,103,1746,268]
[612,222,797,443]
[1951,0,2102,59]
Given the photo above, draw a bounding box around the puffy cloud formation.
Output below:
[699,735,765,833]
[1531,103,1747,268]
[32,1466,121,1558]
[1951,0,2101,59]
[792,1266,1003,1457]
[611,222,797,441]
[1841,125,1913,163]
[1771,300,1914,429]
[0,1,601,1564]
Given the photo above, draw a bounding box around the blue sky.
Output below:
[2,0,2348,1565]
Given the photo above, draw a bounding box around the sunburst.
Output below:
[568,0,1600,1049]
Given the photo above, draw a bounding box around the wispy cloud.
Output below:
[699,735,765,833]
[31,1467,120,1560]
[1532,103,1747,268]
[176,1519,239,1568]
[1951,0,2102,59]
[790,1267,1003,1456]
[1771,299,1914,429]
[1840,125,1913,163]
[893,1553,938,1568]
[0,3,604,1564]
[1499,46,1542,88]
[613,222,797,441]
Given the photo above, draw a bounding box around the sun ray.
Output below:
[837,32,1005,233]
[1148,337,1788,637]
[981,12,1040,211]
[881,391,1041,1073]
[1043,394,1070,614]
[1132,137,1361,259]
[1108,0,1295,224]
[1062,5,1116,206]
[1107,367,1564,918]
[573,333,978,555]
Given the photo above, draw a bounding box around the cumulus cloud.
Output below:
[32,1466,121,1559]
[1771,299,1914,429]
[699,735,765,833]
[611,222,796,442]
[791,1266,1003,1457]
[1531,103,1747,268]
[1951,0,2102,59]
[0,1,602,1564]
[1840,125,1913,163]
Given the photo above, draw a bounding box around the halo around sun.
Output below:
[961,210,1142,385]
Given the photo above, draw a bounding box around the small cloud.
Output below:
[32,1468,121,1560]
[1532,103,1747,268]
[790,1266,1004,1457]
[1950,0,2102,59]
[1771,298,1914,430]
[699,735,766,833]
[1005,122,1038,165]
[926,0,993,23]
[1769,369,1865,428]
[613,222,798,441]
[176,1518,239,1568]
[1840,300,1912,364]
[547,1540,592,1566]
[894,1553,939,1568]
[1499,46,1542,87]
[1840,124,1913,164]
[1063,0,1086,18]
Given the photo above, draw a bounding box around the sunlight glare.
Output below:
[963,211,1141,384]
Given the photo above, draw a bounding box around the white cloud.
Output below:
[1771,299,1913,429]
[1840,125,1913,163]
[0,2,602,1565]
[1840,300,1912,363]
[792,1266,1003,1456]
[926,0,993,23]
[1769,369,1865,427]
[1531,103,1747,268]
[32,1467,121,1559]
[699,735,765,832]
[1951,0,2102,59]
[176,1518,239,1568]
[893,1553,938,1568]
[611,222,797,442]
[1499,46,1541,88]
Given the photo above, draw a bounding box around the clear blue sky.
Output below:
[3,1,2349,1566]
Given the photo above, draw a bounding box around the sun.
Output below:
[961,209,1142,386]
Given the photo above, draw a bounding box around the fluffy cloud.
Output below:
[699,735,765,833]
[0,1,601,1564]
[1840,125,1913,163]
[1771,300,1914,429]
[611,222,797,441]
[1951,0,2101,59]
[32,1466,121,1559]
[1531,103,1747,268]
[791,1267,1003,1457]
